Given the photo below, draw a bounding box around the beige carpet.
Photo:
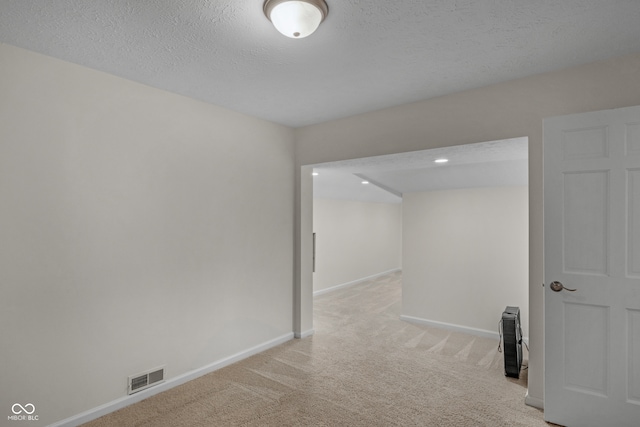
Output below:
[84,271,551,426]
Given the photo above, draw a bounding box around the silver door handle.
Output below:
[550,281,577,292]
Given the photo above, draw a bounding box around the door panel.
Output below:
[563,302,609,396]
[562,126,609,160]
[628,170,640,277]
[544,105,640,427]
[627,123,640,154]
[628,309,640,404]
[563,170,609,275]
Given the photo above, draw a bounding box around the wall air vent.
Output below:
[127,366,165,395]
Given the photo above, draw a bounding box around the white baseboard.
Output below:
[525,392,544,409]
[400,314,500,340]
[313,268,401,296]
[49,332,294,427]
[294,329,315,339]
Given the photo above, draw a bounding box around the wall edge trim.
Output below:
[48,332,295,427]
[313,268,401,296]
[294,329,315,339]
[525,392,544,409]
[399,314,500,340]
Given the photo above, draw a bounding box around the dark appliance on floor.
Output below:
[500,306,523,378]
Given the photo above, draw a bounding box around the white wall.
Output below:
[294,52,640,406]
[313,198,401,293]
[0,43,294,426]
[402,187,529,337]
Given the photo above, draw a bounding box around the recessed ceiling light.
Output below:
[361,181,369,184]
[434,158,449,163]
[312,172,319,176]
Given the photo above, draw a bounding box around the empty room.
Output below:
[2,1,640,426]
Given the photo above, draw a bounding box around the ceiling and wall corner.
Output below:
[0,1,639,127]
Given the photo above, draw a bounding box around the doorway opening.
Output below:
[306,136,529,342]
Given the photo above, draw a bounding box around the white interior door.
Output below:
[544,105,640,426]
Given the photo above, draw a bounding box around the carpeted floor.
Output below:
[84,271,551,426]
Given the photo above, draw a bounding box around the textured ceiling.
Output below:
[1,1,639,127]
[0,1,635,201]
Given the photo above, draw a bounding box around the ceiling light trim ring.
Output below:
[263,0,329,23]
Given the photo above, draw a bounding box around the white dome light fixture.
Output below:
[264,0,329,39]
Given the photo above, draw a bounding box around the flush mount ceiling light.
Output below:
[434,158,449,163]
[263,0,329,39]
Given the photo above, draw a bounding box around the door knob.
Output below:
[550,281,577,292]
